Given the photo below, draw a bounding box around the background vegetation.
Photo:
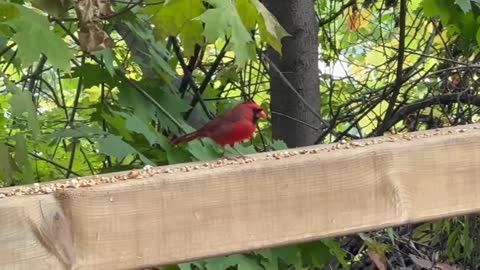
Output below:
[1,0,479,268]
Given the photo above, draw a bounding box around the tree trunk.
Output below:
[263,0,321,147]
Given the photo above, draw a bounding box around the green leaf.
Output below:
[152,0,205,37]
[179,20,205,57]
[0,142,13,185]
[123,18,175,77]
[116,88,156,123]
[93,48,115,77]
[271,139,288,150]
[70,63,118,88]
[4,78,40,138]
[475,26,480,47]
[97,134,156,166]
[187,139,222,160]
[298,241,332,268]
[204,255,263,270]
[177,263,192,270]
[148,44,176,77]
[47,126,107,139]
[195,0,255,66]
[13,133,34,184]
[236,0,257,30]
[195,4,230,42]
[101,111,134,141]
[422,0,454,24]
[166,146,192,164]
[1,4,72,70]
[271,245,301,266]
[322,239,349,268]
[255,249,279,270]
[112,111,159,146]
[235,254,264,270]
[204,256,238,270]
[225,143,256,156]
[31,0,70,18]
[230,15,256,66]
[0,3,21,23]
[151,89,191,132]
[386,227,396,245]
[250,0,290,53]
[455,0,472,13]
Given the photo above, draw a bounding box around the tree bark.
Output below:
[263,0,321,147]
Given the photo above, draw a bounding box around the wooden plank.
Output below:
[2,124,480,270]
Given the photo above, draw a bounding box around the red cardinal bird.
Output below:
[170,101,267,155]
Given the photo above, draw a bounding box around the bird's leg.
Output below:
[231,145,246,158]
[221,145,234,160]
[222,144,246,160]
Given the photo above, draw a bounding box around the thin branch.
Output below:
[271,111,320,131]
[27,54,47,94]
[170,38,214,119]
[261,52,329,129]
[375,0,407,136]
[0,43,15,59]
[318,0,357,26]
[382,93,480,132]
[4,142,81,177]
[184,39,230,119]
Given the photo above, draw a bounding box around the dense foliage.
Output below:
[1,0,480,269]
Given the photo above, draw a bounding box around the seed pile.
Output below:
[0,126,477,199]
[0,157,256,198]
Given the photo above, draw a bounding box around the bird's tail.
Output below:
[170,131,204,145]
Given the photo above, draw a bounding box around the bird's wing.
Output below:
[208,119,256,146]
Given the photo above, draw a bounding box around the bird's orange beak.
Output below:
[258,110,267,119]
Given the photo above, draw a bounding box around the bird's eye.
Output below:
[253,108,267,119]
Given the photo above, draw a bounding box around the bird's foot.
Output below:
[223,153,246,160]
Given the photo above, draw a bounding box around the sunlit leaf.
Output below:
[195,0,255,66]
[251,0,290,53]
[236,0,257,30]
[0,3,21,22]
[150,0,205,56]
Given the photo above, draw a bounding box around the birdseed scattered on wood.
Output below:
[1,125,479,199]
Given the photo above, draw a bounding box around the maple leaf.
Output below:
[250,0,290,54]
[151,0,205,56]
[1,3,72,70]
[195,0,255,66]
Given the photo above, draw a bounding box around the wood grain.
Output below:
[2,124,480,270]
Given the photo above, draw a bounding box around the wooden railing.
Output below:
[2,124,480,269]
